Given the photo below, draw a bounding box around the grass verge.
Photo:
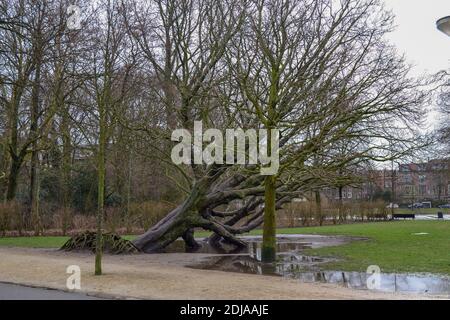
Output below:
[1,221,449,274]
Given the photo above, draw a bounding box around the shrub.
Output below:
[128,200,176,230]
[0,201,23,236]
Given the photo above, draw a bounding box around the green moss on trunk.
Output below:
[262,175,276,262]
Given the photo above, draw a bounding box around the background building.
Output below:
[323,159,450,205]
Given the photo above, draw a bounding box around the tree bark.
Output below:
[95,104,106,276]
[30,50,42,236]
[261,175,277,262]
[6,156,22,201]
[315,190,323,226]
[132,183,206,253]
[182,228,200,251]
[60,110,72,235]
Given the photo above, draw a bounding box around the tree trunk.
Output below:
[315,190,323,226]
[125,149,132,233]
[95,106,106,276]
[60,103,72,236]
[0,141,10,202]
[30,56,42,236]
[5,85,22,201]
[6,157,22,201]
[338,185,343,224]
[132,185,205,253]
[132,174,249,253]
[261,175,277,262]
[182,228,200,251]
[30,151,40,235]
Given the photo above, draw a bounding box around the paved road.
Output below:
[0,282,102,300]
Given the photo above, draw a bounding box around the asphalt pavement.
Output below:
[0,282,102,300]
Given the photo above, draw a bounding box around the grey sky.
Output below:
[382,0,450,130]
[383,0,450,76]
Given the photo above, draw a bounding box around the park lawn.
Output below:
[1,221,449,275]
[274,221,450,275]
[0,235,136,248]
[0,236,70,248]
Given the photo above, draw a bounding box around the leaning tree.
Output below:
[116,0,429,254]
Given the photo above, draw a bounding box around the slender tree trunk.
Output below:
[61,109,72,236]
[0,141,9,202]
[262,174,277,262]
[30,150,40,235]
[315,190,322,226]
[338,185,343,224]
[125,149,132,233]
[30,57,42,236]
[95,105,106,276]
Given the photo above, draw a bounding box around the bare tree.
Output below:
[81,0,139,274]
[124,0,429,253]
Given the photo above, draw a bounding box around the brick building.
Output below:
[396,159,450,203]
[322,159,450,204]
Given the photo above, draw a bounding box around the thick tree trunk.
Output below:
[6,88,22,201]
[261,175,277,262]
[132,185,205,252]
[182,228,200,251]
[6,158,22,201]
[132,176,250,252]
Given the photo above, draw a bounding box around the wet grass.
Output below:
[0,235,135,248]
[275,221,450,275]
[1,221,449,275]
[0,236,70,248]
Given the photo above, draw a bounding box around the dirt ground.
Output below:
[0,247,444,300]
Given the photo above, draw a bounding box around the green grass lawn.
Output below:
[0,235,136,248]
[1,221,449,275]
[0,236,70,248]
[278,221,450,275]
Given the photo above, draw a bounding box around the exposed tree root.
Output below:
[60,231,140,254]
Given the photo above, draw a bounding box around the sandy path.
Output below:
[0,247,439,300]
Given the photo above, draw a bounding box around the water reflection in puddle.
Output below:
[178,237,450,296]
[297,271,450,295]
[164,235,348,254]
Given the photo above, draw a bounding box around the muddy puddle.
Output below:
[165,235,450,296]
[163,234,352,254]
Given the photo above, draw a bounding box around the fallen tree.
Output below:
[122,0,430,254]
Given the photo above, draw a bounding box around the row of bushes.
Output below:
[1,199,396,236]
[0,200,175,237]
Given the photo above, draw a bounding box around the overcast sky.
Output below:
[383,0,450,75]
[382,0,450,130]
